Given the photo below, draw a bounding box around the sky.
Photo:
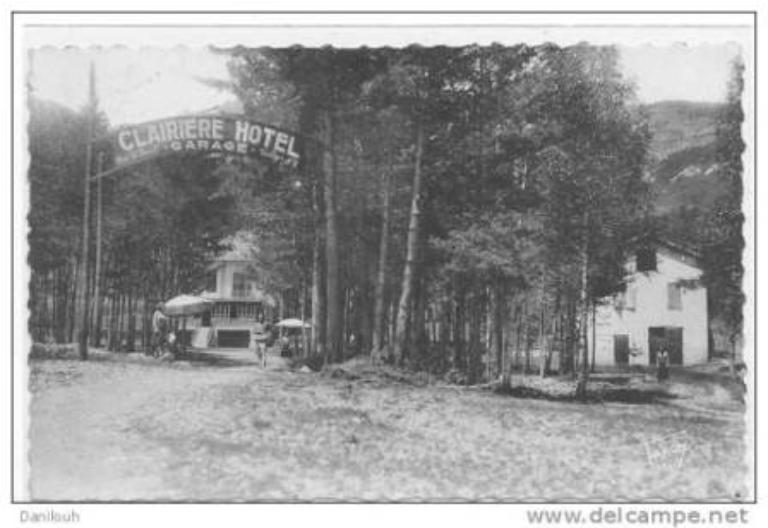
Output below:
[28,43,742,127]
[618,43,741,104]
[29,47,233,126]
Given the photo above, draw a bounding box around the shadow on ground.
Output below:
[493,382,677,404]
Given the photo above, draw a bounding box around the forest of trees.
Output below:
[27,44,746,386]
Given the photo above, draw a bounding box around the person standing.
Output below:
[251,313,269,368]
[657,348,670,382]
[150,302,168,358]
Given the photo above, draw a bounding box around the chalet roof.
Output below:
[629,233,702,262]
[654,238,702,262]
[628,235,702,271]
[207,259,255,271]
[200,290,276,306]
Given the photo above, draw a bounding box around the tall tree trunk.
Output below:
[485,287,493,382]
[68,260,78,343]
[90,153,104,347]
[359,284,374,359]
[74,64,96,360]
[28,273,39,341]
[452,287,465,373]
[119,293,127,350]
[55,270,64,342]
[311,181,326,359]
[539,283,547,378]
[388,300,397,353]
[590,302,597,373]
[563,297,577,376]
[371,167,392,359]
[53,269,60,342]
[91,274,104,348]
[300,280,309,358]
[410,266,427,366]
[108,290,119,351]
[439,299,451,374]
[492,284,505,380]
[62,266,71,343]
[278,291,286,320]
[514,303,522,371]
[468,293,483,384]
[522,300,530,375]
[342,287,351,354]
[127,290,137,352]
[322,110,342,363]
[393,120,425,365]
[142,293,151,351]
[576,212,591,400]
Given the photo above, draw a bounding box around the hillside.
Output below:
[643,100,727,214]
[644,100,723,160]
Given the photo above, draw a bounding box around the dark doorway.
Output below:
[217,330,250,348]
[648,326,683,365]
[613,334,630,365]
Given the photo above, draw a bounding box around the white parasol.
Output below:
[164,294,214,317]
[274,318,312,329]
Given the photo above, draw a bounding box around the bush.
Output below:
[444,368,469,385]
[29,343,77,360]
[289,354,325,372]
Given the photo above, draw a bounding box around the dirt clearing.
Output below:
[26,354,749,501]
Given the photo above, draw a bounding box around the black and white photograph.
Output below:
[9,9,757,514]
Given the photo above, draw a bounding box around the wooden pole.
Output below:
[372,166,391,359]
[591,302,597,373]
[91,152,104,347]
[322,109,342,364]
[182,317,187,356]
[576,210,590,398]
[75,62,96,360]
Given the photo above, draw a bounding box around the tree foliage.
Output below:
[29,42,740,385]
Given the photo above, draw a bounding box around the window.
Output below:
[232,273,252,298]
[615,291,626,310]
[205,271,217,293]
[626,286,637,310]
[614,286,636,311]
[212,303,229,319]
[636,248,657,272]
[667,283,682,311]
[614,334,630,365]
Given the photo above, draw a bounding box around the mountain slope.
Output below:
[643,100,727,214]
[644,100,723,160]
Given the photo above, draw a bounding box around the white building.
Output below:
[192,232,276,348]
[591,241,709,367]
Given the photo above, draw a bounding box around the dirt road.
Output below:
[26,352,750,501]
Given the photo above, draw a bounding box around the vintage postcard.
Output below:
[8,8,758,524]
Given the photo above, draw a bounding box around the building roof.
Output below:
[629,234,702,265]
[207,259,256,271]
[201,290,276,306]
[655,238,702,262]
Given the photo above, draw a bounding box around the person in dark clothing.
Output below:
[280,335,292,358]
[150,302,168,357]
[657,348,670,381]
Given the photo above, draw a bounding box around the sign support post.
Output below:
[91,151,105,347]
[75,62,96,360]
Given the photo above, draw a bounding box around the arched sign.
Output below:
[110,115,302,169]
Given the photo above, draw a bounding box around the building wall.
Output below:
[592,250,708,367]
[215,261,262,299]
